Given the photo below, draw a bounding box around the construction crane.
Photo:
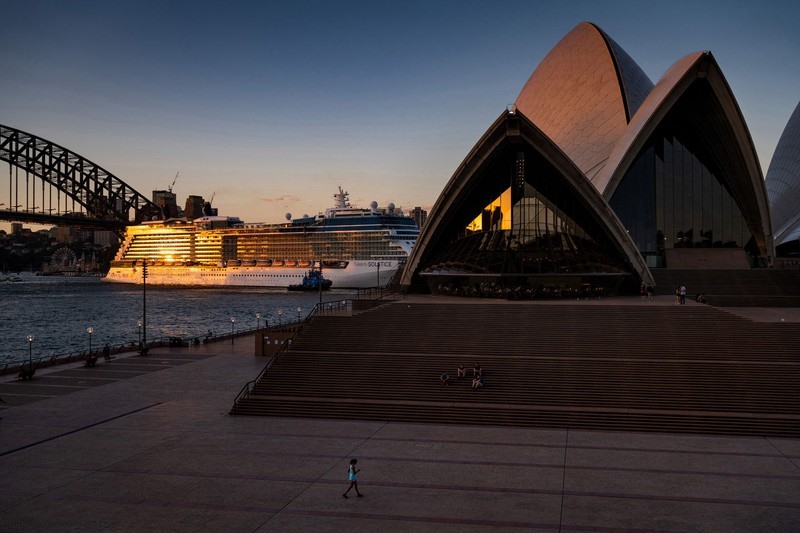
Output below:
[168,171,180,193]
[203,192,216,216]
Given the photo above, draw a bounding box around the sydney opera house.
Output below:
[401,22,785,297]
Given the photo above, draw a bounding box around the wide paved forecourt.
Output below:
[1,337,799,532]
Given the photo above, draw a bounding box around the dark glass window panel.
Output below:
[663,137,674,249]
[692,153,703,246]
[655,141,664,242]
[683,139,694,246]
[731,205,742,247]
[722,190,732,245]
[644,146,656,252]
[712,178,722,247]
[702,164,713,246]
[673,138,683,246]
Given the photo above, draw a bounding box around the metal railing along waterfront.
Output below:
[1,305,357,377]
[356,286,402,300]
[0,339,149,376]
[0,325,279,376]
[231,298,353,411]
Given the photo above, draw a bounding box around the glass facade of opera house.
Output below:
[610,82,757,268]
[421,146,630,298]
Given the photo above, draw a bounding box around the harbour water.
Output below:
[0,274,355,365]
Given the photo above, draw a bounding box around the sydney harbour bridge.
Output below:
[0,124,161,231]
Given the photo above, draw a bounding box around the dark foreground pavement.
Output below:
[1,336,799,532]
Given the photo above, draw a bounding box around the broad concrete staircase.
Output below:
[653,268,800,306]
[231,301,800,436]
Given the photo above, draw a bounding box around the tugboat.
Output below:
[288,266,333,291]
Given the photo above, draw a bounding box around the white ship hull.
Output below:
[104,260,400,289]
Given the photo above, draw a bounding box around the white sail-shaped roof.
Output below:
[766,101,800,246]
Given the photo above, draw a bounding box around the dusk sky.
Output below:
[1,0,799,229]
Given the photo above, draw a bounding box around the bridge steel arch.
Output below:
[0,124,161,229]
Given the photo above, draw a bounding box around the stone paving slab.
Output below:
[17,375,121,388]
[0,336,799,532]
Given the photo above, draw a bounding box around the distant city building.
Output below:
[51,226,91,244]
[93,230,119,247]
[10,222,22,235]
[53,226,78,243]
[184,195,206,219]
[203,201,218,216]
[410,207,428,229]
[152,190,183,219]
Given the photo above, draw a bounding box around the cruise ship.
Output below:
[104,188,419,288]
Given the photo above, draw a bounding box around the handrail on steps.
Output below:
[230,297,353,411]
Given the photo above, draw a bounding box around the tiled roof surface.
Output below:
[514,22,652,181]
[766,101,800,245]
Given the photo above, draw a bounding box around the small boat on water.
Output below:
[288,267,333,292]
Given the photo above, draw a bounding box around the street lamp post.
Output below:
[87,327,93,355]
[296,306,301,322]
[278,309,282,326]
[256,312,261,330]
[141,259,148,355]
[137,320,142,348]
[230,317,236,345]
[27,334,34,368]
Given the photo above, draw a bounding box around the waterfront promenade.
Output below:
[1,326,800,531]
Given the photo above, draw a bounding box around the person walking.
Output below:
[343,458,363,498]
[679,285,686,305]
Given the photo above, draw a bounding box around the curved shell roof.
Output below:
[766,101,800,246]
[514,22,653,181]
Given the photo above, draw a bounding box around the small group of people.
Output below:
[86,345,112,367]
[675,285,687,304]
[440,362,484,389]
